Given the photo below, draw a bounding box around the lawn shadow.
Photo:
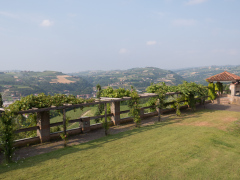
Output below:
[0,103,237,173]
[0,112,193,173]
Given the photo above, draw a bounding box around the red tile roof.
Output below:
[206,71,240,82]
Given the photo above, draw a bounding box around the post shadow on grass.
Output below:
[0,115,188,173]
[0,106,213,166]
[0,104,228,172]
[203,103,240,111]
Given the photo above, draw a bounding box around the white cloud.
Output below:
[40,19,53,27]
[173,19,196,26]
[119,48,128,54]
[185,0,208,5]
[146,41,157,45]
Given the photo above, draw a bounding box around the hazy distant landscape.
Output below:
[1,64,240,103]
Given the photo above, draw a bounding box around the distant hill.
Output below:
[3,65,239,102]
[173,65,240,85]
[70,67,185,91]
[0,71,93,101]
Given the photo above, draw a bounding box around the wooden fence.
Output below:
[1,93,209,147]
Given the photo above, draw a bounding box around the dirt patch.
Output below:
[192,121,212,127]
[223,117,238,122]
[50,75,76,84]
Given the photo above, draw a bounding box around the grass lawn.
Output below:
[1,109,240,179]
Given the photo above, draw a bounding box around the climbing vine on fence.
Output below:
[95,84,104,123]
[146,82,172,110]
[128,88,141,127]
[215,82,223,95]
[146,81,208,113]
[0,93,94,162]
[100,86,141,127]
[208,82,217,100]
[0,111,16,163]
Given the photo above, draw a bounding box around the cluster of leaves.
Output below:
[101,87,131,98]
[7,93,94,113]
[146,81,208,112]
[177,82,207,110]
[99,86,141,127]
[215,82,223,94]
[0,93,94,163]
[128,89,141,127]
[95,84,104,123]
[146,82,172,110]
[0,111,16,163]
[208,82,217,100]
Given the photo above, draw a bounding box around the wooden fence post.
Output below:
[140,108,144,120]
[63,109,66,135]
[157,107,161,122]
[37,111,50,143]
[111,101,120,125]
[104,103,108,135]
[62,109,67,147]
[63,109,67,135]
[202,97,205,109]
[81,117,90,133]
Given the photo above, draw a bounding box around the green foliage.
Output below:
[208,83,217,100]
[101,87,131,98]
[101,87,141,127]
[146,81,208,112]
[175,97,182,116]
[60,132,68,147]
[128,89,141,127]
[174,65,240,85]
[0,112,16,163]
[73,67,184,92]
[95,84,104,123]
[7,93,94,113]
[0,93,3,108]
[146,82,171,110]
[15,113,37,140]
[215,82,223,94]
[2,110,240,179]
[0,93,94,162]
[102,105,110,136]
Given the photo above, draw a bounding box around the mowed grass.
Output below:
[1,109,240,179]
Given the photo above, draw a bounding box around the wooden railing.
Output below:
[1,93,209,147]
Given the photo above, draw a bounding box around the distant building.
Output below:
[3,101,14,107]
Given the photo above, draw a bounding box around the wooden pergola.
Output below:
[206,71,240,83]
[206,71,240,96]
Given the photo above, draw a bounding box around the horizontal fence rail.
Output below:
[0,93,210,148]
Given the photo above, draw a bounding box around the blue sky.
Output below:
[0,0,239,73]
